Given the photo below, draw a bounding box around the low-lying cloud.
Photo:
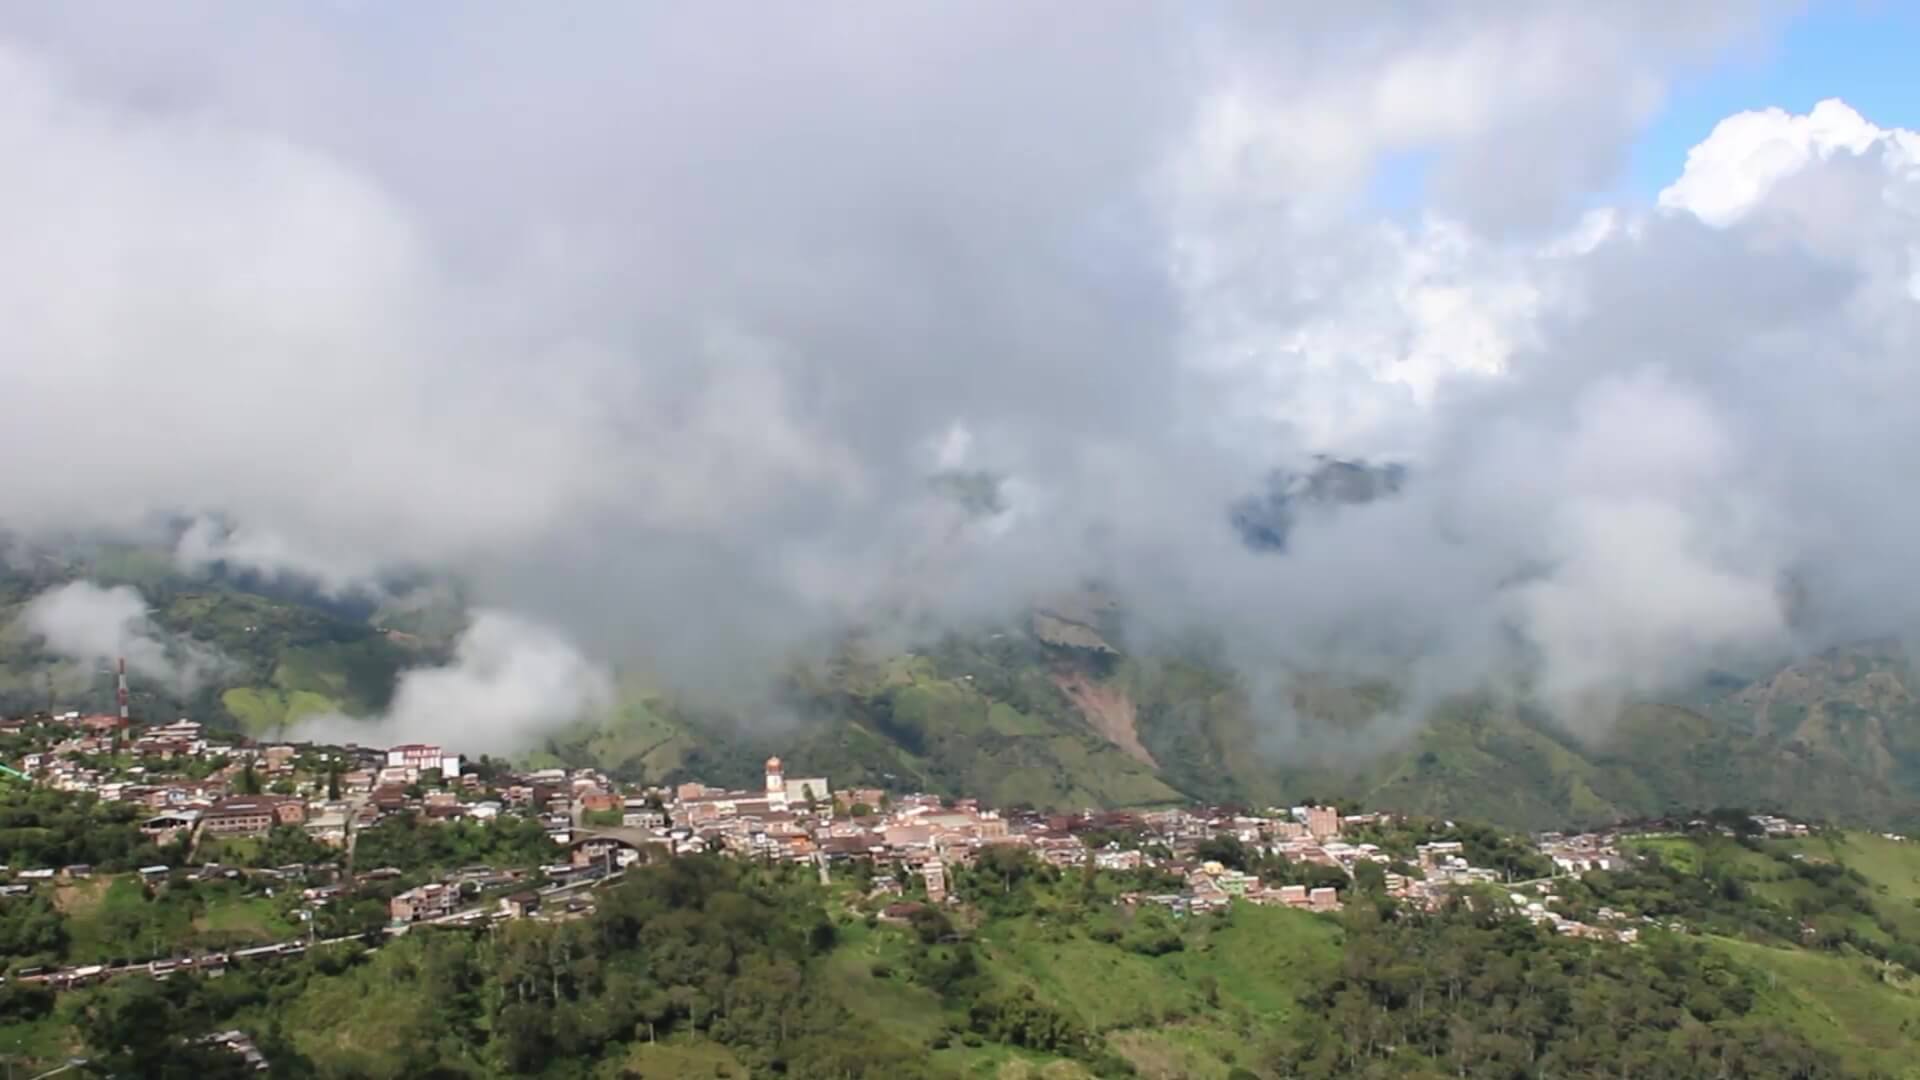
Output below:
[17,581,230,693]
[289,611,611,755]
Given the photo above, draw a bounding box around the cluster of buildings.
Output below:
[1535,832,1625,875]
[1505,886,1644,943]
[0,707,1837,951]
[1750,813,1813,838]
[198,1030,269,1072]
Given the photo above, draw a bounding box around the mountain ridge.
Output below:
[8,551,1920,833]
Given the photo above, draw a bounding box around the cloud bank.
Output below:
[4,4,1918,748]
[289,610,611,756]
[17,581,228,693]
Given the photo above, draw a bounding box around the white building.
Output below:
[386,744,445,772]
[763,755,830,809]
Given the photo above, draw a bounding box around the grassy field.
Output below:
[1717,936,1920,1079]
[221,686,343,736]
[812,899,1341,1079]
[1167,903,1340,1019]
[818,921,953,1045]
[276,939,464,1076]
[940,1052,1094,1080]
[1621,835,1704,874]
[0,1014,85,1073]
[959,902,1339,1077]
[1780,831,1920,898]
[1782,831,1920,942]
[198,893,298,940]
[59,876,178,962]
[1608,826,1920,1078]
[605,1039,749,1079]
[197,835,264,865]
[57,873,297,962]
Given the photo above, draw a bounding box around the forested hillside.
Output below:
[538,630,1920,835]
[0,544,428,736]
[12,825,1920,1077]
[10,546,1920,835]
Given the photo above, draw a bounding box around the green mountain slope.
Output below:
[13,543,1920,831]
[442,611,1920,830]
[32,831,1920,1078]
[0,545,421,734]
[540,644,1184,808]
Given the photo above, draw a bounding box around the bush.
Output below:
[909,906,954,944]
[967,987,1089,1054]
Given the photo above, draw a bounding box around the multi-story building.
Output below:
[203,797,299,837]
[385,744,459,776]
[389,883,460,923]
[1305,805,1342,840]
[133,719,207,759]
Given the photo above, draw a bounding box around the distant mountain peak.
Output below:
[1229,455,1408,552]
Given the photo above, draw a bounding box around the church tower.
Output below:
[765,756,788,810]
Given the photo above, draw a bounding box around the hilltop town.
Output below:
[2,707,1805,952]
[3,707,1917,1076]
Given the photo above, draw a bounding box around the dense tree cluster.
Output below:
[0,786,169,871]
[1275,901,1845,1079]
[75,856,938,1078]
[0,892,64,963]
[350,812,554,875]
[29,826,1920,1077]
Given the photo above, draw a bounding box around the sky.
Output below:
[1630,2,1920,195]
[1363,3,1920,213]
[2,3,1920,752]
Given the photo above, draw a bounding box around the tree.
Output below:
[974,845,1042,897]
[236,762,262,796]
[0,893,66,964]
[327,765,342,801]
[1195,833,1250,871]
[77,976,257,1078]
[1352,860,1387,896]
[258,825,334,869]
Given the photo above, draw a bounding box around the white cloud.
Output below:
[1659,98,1920,226]
[15,5,1920,749]
[17,581,228,692]
[290,611,611,754]
[1504,372,1790,722]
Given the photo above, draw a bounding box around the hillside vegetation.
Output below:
[551,636,1920,833]
[11,550,1920,832]
[20,832,1920,1077]
[0,547,418,735]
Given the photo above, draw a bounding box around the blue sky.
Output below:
[1627,2,1920,195]
[1367,4,1918,215]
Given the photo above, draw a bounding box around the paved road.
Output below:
[14,867,627,992]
